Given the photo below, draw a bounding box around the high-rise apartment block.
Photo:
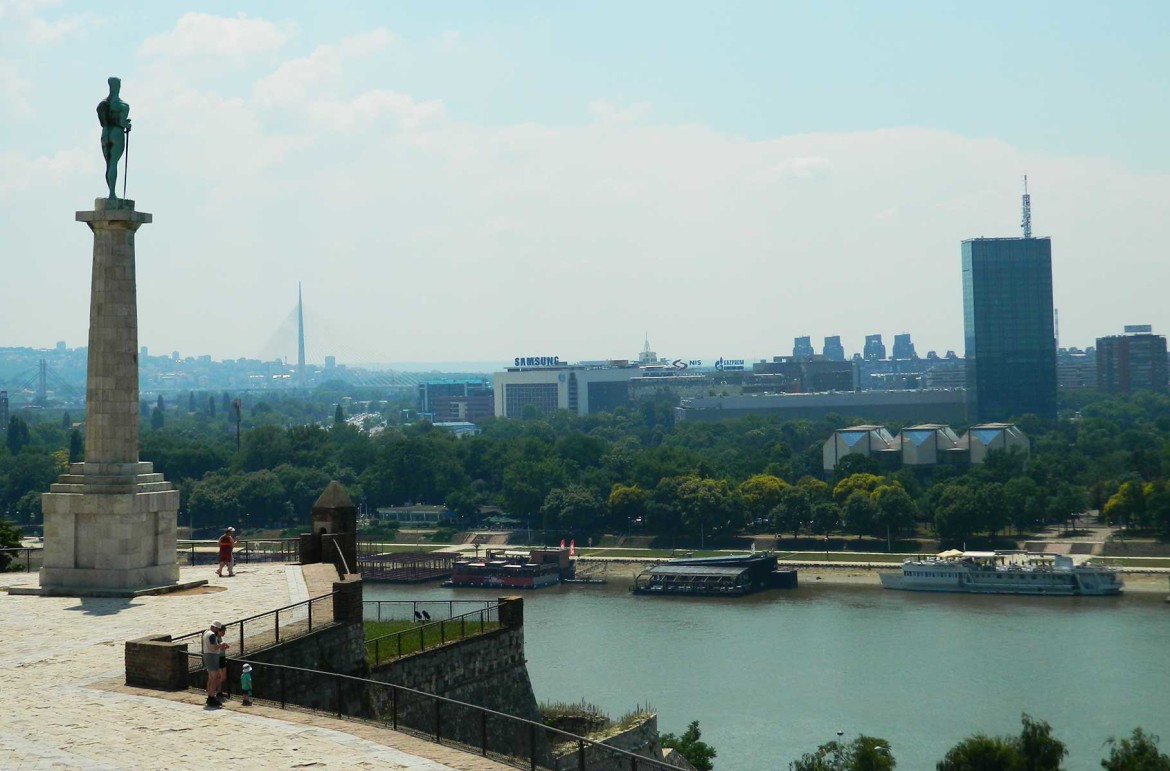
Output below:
[822,336,845,362]
[961,237,1057,420]
[1096,329,1168,394]
[793,336,815,360]
[863,334,886,361]
[892,333,916,360]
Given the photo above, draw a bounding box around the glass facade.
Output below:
[503,383,559,417]
[961,237,1057,420]
[587,380,632,413]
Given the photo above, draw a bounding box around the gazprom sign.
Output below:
[514,356,562,367]
[714,357,745,371]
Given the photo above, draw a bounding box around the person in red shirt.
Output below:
[216,527,237,577]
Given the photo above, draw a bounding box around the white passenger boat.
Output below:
[879,550,1123,596]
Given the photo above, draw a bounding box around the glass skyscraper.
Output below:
[961,237,1057,420]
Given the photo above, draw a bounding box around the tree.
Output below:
[150,405,165,430]
[6,416,30,455]
[156,393,164,411]
[737,473,788,524]
[68,428,83,464]
[774,485,812,536]
[1101,728,1170,771]
[936,734,1020,771]
[541,485,605,533]
[0,518,22,571]
[791,734,894,771]
[936,713,1066,771]
[873,484,916,544]
[677,477,738,544]
[207,395,216,418]
[188,391,196,412]
[607,483,648,532]
[334,403,345,426]
[833,473,884,505]
[660,721,716,771]
[841,489,877,539]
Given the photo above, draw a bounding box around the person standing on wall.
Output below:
[216,527,237,577]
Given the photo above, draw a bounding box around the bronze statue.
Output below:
[97,77,131,199]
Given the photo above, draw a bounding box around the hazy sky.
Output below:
[2,1,1168,367]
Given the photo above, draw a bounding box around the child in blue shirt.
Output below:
[241,663,253,705]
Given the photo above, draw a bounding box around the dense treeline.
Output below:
[3,387,1170,544]
[789,715,1170,770]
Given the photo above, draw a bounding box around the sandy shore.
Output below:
[574,557,1170,595]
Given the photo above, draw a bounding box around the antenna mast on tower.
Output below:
[296,283,306,386]
[1021,175,1032,239]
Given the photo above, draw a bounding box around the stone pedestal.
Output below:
[34,199,182,595]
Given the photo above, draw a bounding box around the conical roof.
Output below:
[312,480,354,510]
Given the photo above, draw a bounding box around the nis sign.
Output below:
[671,359,703,370]
[514,356,562,367]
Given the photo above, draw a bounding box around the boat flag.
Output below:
[569,539,576,557]
[560,539,565,548]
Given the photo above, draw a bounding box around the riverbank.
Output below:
[574,557,1170,594]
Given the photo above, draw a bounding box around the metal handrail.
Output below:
[175,538,301,567]
[190,655,676,771]
[175,591,336,658]
[364,603,501,666]
[0,547,40,573]
[363,599,493,622]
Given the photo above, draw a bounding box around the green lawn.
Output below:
[363,617,501,665]
[1090,557,1170,569]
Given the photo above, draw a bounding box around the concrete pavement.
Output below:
[0,563,512,770]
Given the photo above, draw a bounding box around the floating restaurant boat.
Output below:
[444,548,571,589]
[878,550,1123,596]
[631,553,798,597]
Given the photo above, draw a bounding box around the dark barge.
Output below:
[631,553,797,596]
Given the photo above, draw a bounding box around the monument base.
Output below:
[35,462,184,595]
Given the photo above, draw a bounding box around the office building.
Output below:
[892,333,916,360]
[863,334,886,361]
[793,336,815,360]
[493,361,641,417]
[1096,328,1168,394]
[822,336,846,362]
[0,390,7,428]
[1057,347,1096,390]
[962,237,1057,420]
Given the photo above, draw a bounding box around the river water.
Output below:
[365,578,1170,770]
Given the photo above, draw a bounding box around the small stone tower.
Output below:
[302,480,357,574]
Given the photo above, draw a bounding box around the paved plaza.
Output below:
[0,564,511,770]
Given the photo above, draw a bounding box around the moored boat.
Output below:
[879,550,1123,596]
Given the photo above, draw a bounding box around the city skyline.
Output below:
[2,2,1168,362]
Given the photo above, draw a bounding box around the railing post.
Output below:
[631,754,637,771]
[308,599,313,631]
[392,687,398,729]
[440,620,445,645]
[375,638,380,665]
[434,699,442,742]
[578,739,586,770]
[461,616,466,640]
[238,623,243,657]
[275,609,280,644]
[419,625,425,652]
[530,722,537,771]
[336,676,343,718]
[481,711,488,756]
[280,667,286,709]
[397,632,402,658]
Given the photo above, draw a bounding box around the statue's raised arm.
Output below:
[97,76,131,200]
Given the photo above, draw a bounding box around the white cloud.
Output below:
[589,99,650,124]
[0,0,97,44]
[254,29,393,108]
[306,90,443,133]
[0,147,88,197]
[772,155,833,179]
[138,13,289,59]
[0,59,32,118]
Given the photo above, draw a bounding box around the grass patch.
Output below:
[363,617,501,665]
[773,552,909,563]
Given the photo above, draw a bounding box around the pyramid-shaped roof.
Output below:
[313,480,354,510]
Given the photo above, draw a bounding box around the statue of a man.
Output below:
[97,76,131,199]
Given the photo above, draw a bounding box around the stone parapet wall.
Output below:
[125,634,188,690]
[552,713,665,771]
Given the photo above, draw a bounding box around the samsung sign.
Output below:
[514,356,562,367]
[714,357,745,371]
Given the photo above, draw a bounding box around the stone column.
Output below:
[81,198,146,476]
[36,199,180,595]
